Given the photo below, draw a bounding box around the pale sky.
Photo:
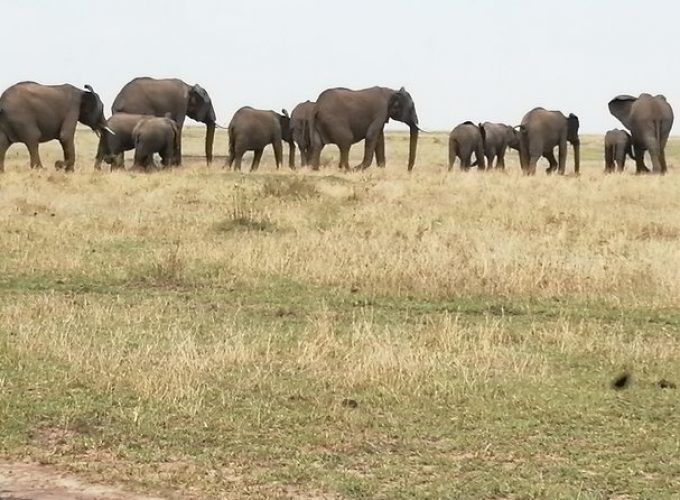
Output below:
[3,0,679,133]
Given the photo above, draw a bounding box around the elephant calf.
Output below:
[132,116,179,170]
[290,100,315,167]
[226,106,292,171]
[480,122,519,169]
[604,129,634,173]
[448,121,486,171]
[94,113,150,170]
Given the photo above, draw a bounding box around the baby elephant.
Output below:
[94,113,150,170]
[226,106,292,171]
[448,121,486,171]
[479,122,519,169]
[604,129,634,173]
[132,116,180,170]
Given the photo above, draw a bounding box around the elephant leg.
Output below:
[375,131,386,168]
[273,140,283,169]
[659,148,668,175]
[288,141,296,169]
[338,144,351,171]
[476,146,486,171]
[0,134,10,173]
[26,140,43,169]
[557,140,567,175]
[461,152,472,171]
[174,126,183,166]
[545,150,558,175]
[57,137,76,172]
[448,140,457,172]
[113,152,125,170]
[527,154,540,176]
[604,146,614,173]
[251,148,264,171]
[634,147,650,174]
[497,146,507,170]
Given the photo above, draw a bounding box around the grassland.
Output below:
[1,127,680,499]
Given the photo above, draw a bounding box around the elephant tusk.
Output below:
[104,126,117,136]
[214,123,228,130]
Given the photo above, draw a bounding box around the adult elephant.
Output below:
[132,116,180,170]
[604,129,634,173]
[479,122,519,169]
[111,77,216,165]
[0,82,109,172]
[226,107,292,171]
[608,94,673,174]
[309,86,419,171]
[94,113,150,170]
[518,108,580,175]
[448,121,485,171]
[290,100,315,167]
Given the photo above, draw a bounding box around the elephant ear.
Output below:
[478,123,486,143]
[608,95,637,129]
[567,113,580,143]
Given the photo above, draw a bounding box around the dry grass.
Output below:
[1,127,680,498]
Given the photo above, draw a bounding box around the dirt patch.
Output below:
[0,462,165,500]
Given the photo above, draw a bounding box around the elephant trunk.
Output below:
[407,125,418,171]
[205,122,216,165]
[573,140,581,174]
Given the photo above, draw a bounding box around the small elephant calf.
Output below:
[604,129,634,173]
[226,106,293,171]
[448,121,486,171]
[132,116,180,170]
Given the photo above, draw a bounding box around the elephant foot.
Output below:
[54,161,65,170]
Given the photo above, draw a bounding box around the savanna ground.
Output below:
[1,127,680,499]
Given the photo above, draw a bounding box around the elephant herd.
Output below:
[0,77,673,175]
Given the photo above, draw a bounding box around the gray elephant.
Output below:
[448,121,486,171]
[0,82,109,172]
[604,129,634,173]
[309,86,419,171]
[518,108,580,175]
[94,113,151,170]
[132,116,180,170]
[226,107,292,171]
[290,100,315,167]
[112,77,216,165]
[480,122,519,169]
[608,93,673,174]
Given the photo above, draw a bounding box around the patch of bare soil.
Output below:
[0,462,165,500]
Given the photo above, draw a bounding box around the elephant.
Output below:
[111,77,216,165]
[226,106,292,171]
[608,93,673,174]
[518,108,580,175]
[479,122,519,169]
[448,121,486,171]
[604,129,634,173]
[132,116,180,170]
[0,81,109,172]
[290,100,315,167]
[94,113,151,170]
[309,86,419,171]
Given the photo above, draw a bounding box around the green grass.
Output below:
[1,131,680,498]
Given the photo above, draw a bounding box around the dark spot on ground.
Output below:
[341,398,358,409]
[611,372,631,390]
[657,379,676,389]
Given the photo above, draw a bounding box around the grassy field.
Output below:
[1,128,680,499]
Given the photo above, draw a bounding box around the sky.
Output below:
[2,0,679,133]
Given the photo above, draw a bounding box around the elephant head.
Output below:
[506,125,520,151]
[187,84,216,164]
[79,85,108,133]
[388,87,419,171]
[567,113,580,173]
